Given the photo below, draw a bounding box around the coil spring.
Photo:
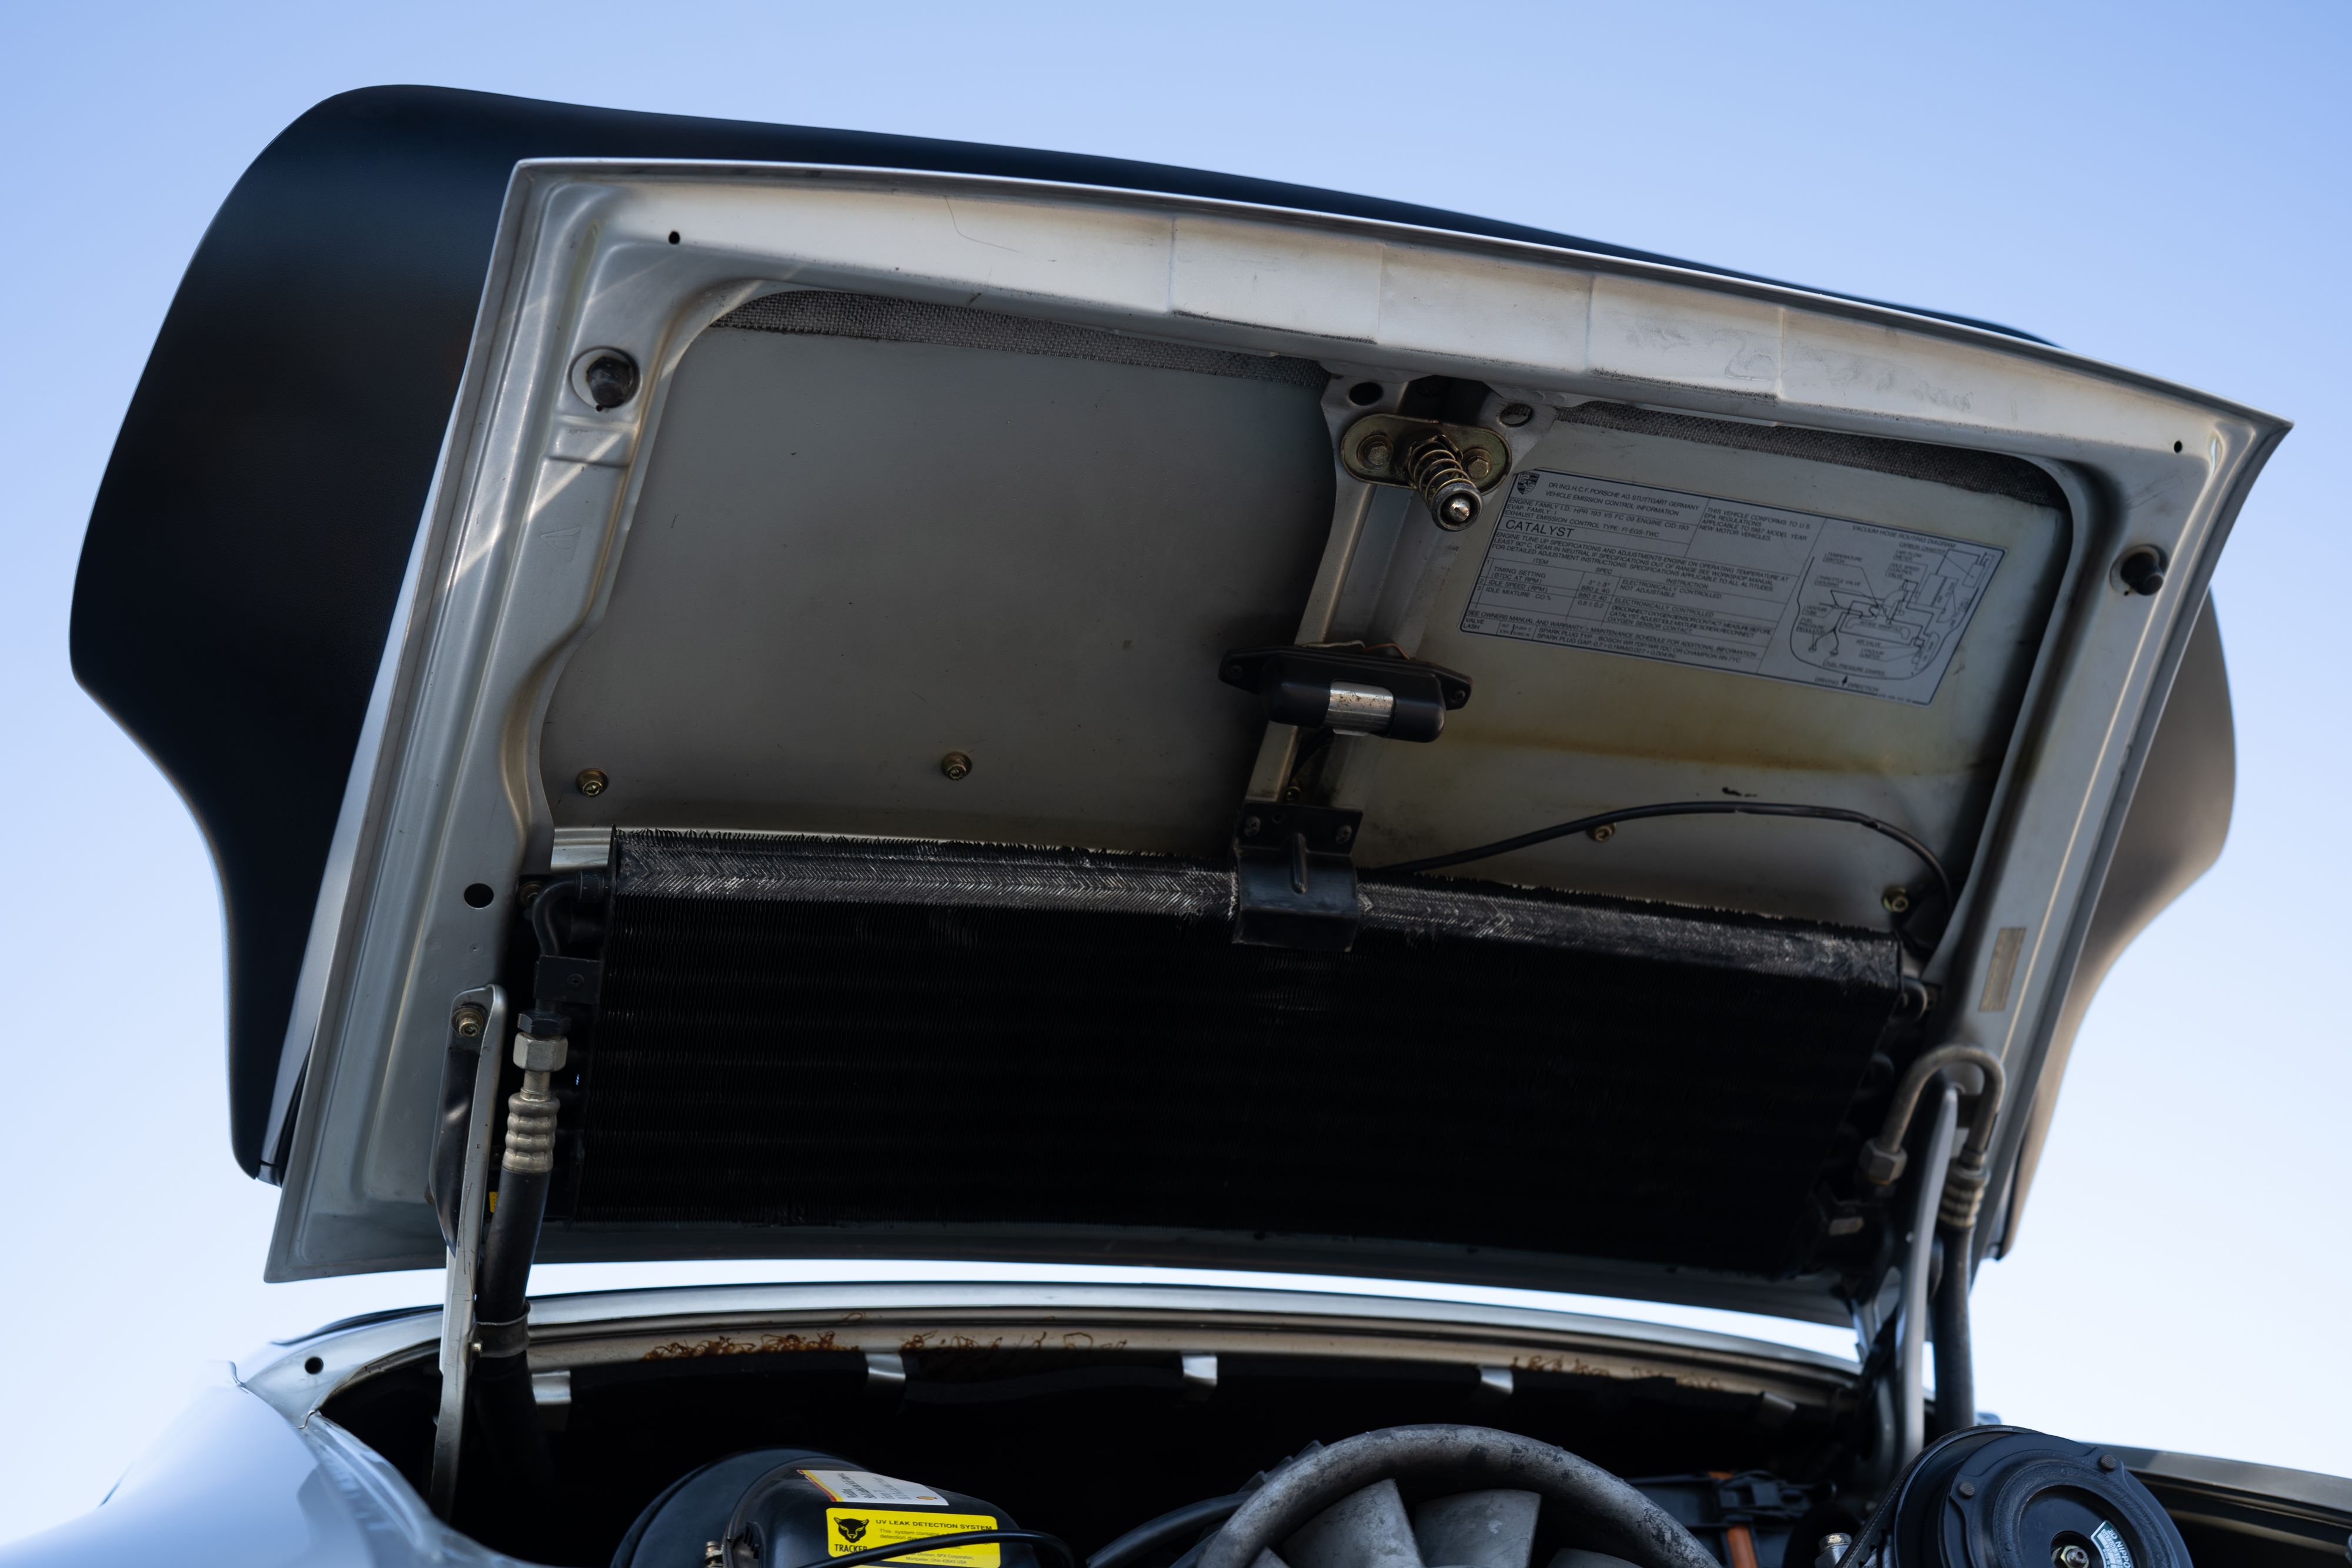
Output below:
[1399,432,1481,529]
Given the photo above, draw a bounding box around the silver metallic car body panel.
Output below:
[261,158,2285,1310]
[239,1281,1864,1425]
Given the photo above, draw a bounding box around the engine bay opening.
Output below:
[325,1339,1862,1568]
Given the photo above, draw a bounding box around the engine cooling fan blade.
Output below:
[1415,1491,1542,1568]
[1280,1482,1544,1568]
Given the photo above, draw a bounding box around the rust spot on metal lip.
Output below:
[640,1329,841,1360]
[1509,1350,1729,1392]
[896,1330,1128,1353]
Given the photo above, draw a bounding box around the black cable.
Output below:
[1088,1495,1248,1568]
[1377,801,1953,949]
[787,1530,1077,1568]
[529,874,579,958]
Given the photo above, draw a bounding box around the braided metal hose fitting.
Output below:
[502,1025,568,1174]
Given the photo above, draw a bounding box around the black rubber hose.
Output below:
[1928,1220,1977,1440]
[1197,1426,1718,1568]
[466,1339,553,1502]
[475,1162,550,1353]
[1089,1495,1248,1568]
[529,875,580,958]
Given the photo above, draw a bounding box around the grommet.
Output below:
[2117,545,2167,596]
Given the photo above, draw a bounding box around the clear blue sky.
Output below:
[2,0,2346,1545]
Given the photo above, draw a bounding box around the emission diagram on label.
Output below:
[1460,469,2003,706]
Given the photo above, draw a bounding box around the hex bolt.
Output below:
[1498,403,1535,427]
[2054,1546,2092,1568]
[2117,545,2167,595]
[1465,449,1494,480]
[451,1004,487,1040]
[576,768,609,797]
[1359,436,1394,471]
[1588,823,1616,842]
[1882,886,1913,915]
[940,751,973,781]
[583,352,639,410]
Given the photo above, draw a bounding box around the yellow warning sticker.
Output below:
[825,1508,1000,1567]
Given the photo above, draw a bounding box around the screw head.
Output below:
[1588,823,1616,842]
[451,1005,487,1039]
[1359,436,1393,471]
[583,352,639,410]
[1439,493,1477,529]
[1242,815,1262,838]
[940,751,973,781]
[1335,824,1354,845]
[576,768,608,797]
[1498,403,1535,427]
[1882,885,1913,914]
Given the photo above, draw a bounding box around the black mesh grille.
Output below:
[567,832,1899,1277]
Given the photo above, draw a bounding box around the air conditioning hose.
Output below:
[466,1007,569,1502]
[1197,1426,1718,1568]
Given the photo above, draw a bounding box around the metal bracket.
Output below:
[1221,646,1472,743]
[429,982,507,1520]
[1235,804,1363,951]
[1338,414,1511,530]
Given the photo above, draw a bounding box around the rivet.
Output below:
[2097,1453,2120,1472]
[940,751,973,781]
[576,768,609,797]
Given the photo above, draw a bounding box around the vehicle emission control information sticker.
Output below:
[824,1509,1000,1567]
[1460,469,2003,705]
